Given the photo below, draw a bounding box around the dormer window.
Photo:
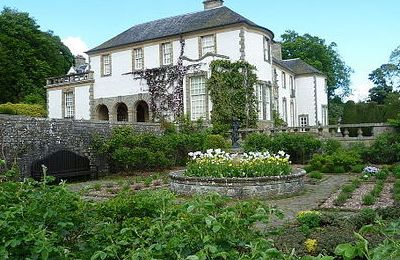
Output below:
[133,48,144,70]
[101,54,111,76]
[264,37,271,62]
[161,42,173,66]
[200,35,216,56]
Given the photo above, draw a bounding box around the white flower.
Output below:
[278,151,286,157]
[215,149,222,154]
[207,149,214,155]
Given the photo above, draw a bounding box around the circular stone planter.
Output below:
[169,169,306,199]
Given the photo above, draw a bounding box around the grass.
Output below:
[362,179,385,206]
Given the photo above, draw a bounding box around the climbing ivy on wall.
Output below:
[207,60,258,132]
[133,39,200,121]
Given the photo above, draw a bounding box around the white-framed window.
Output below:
[161,42,173,65]
[64,92,74,119]
[102,54,111,76]
[133,48,144,70]
[282,98,288,123]
[201,35,216,56]
[255,84,264,120]
[264,37,271,62]
[190,76,207,121]
[322,105,328,126]
[282,72,286,88]
[299,115,309,132]
[290,101,295,127]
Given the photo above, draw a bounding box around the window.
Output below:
[200,35,216,56]
[102,54,111,76]
[161,42,173,65]
[264,37,271,62]
[282,98,288,123]
[290,101,295,127]
[255,84,264,120]
[64,92,74,118]
[133,48,144,70]
[299,115,309,132]
[322,105,328,126]
[282,72,286,88]
[290,75,295,97]
[190,76,207,120]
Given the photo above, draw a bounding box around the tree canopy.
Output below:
[280,30,353,99]
[368,45,400,104]
[0,7,74,104]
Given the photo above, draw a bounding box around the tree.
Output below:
[207,60,258,133]
[280,30,353,99]
[0,7,74,104]
[368,45,400,103]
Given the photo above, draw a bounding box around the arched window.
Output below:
[96,104,109,121]
[116,103,128,122]
[136,101,149,122]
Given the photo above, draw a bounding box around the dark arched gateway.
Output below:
[31,150,94,181]
[116,103,129,122]
[136,101,149,122]
[96,104,109,121]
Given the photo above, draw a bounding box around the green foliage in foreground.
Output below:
[0,102,47,117]
[0,179,291,259]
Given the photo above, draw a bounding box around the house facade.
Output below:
[46,0,328,127]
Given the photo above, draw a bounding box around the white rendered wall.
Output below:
[47,90,62,119]
[274,66,296,126]
[217,30,241,61]
[315,76,328,125]
[296,76,317,126]
[74,85,91,120]
[244,30,272,82]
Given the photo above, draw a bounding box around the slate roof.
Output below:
[274,58,325,76]
[87,6,273,54]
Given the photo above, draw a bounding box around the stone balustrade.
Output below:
[46,71,94,87]
[236,123,395,142]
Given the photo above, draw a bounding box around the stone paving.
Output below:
[267,174,352,224]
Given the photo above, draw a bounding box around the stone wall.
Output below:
[0,115,161,178]
[170,169,306,199]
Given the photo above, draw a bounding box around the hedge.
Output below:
[0,103,47,117]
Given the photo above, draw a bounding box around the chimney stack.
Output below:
[203,0,224,10]
[74,55,86,68]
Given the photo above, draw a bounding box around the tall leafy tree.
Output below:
[280,30,353,99]
[0,7,74,104]
[368,45,400,103]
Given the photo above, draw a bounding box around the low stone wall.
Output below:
[170,169,306,199]
[0,115,162,177]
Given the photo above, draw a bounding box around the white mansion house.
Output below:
[46,0,328,127]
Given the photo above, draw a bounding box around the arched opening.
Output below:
[96,104,109,121]
[31,150,92,181]
[136,101,149,122]
[116,103,129,122]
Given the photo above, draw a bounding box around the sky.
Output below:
[2,0,400,101]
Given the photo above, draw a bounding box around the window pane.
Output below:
[190,76,207,120]
[65,92,74,118]
[162,43,173,65]
[134,48,143,70]
[202,35,215,55]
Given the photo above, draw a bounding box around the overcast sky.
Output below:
[2,0,400,101]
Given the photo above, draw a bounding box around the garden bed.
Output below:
[169,168,306,199]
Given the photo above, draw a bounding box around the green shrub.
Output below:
[92,127,208,171]
[362,194,375,205]
[308,171,323,180]
[350,208,377,229]
[322,139,342,155]
[296,211,322,229]
[394,180,400,203]
[203,134,229,150]
[334,179,361,206]
[244,133,322,164]
[375,168,390,180]
[309,151,362,173]
[0,102,47,117]
[366,133,400,164]
[351,164,365,173]
[392,165,400,179]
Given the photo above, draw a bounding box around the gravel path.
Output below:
[268,174,352,224]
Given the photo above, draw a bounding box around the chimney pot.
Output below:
[203,0,224,10]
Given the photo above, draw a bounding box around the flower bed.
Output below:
[170,149,305,198]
